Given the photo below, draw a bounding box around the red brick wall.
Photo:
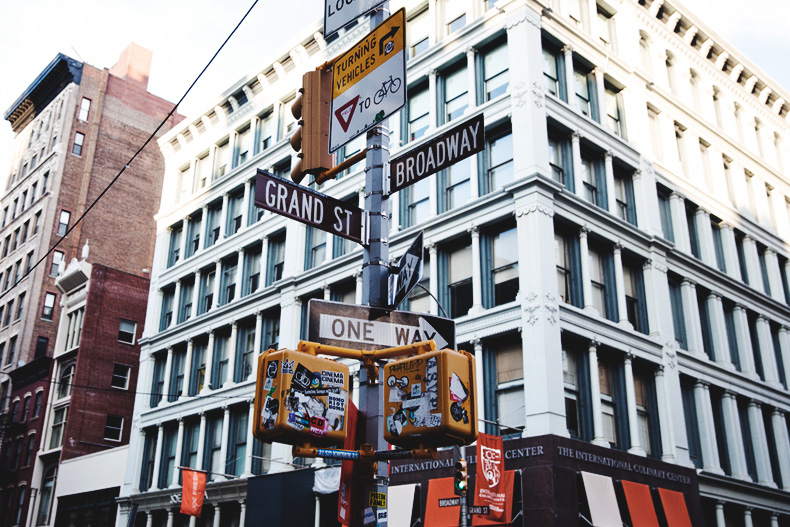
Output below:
[61,264,148,461]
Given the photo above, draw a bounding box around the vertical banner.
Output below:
[474,433,506,522]
[338,401,359,526]
[180,469,207,517]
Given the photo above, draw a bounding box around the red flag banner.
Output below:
[338,400,359,526]
[474,433,507,523]
[180,469,207,517]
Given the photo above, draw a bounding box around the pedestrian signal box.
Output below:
[253,349,350,447]
[383,349,477,448]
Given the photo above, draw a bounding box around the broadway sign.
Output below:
[254,169,364,244]
[390,113,484,194]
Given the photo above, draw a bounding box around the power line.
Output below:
[0,0,260,303]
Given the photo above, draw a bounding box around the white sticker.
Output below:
[411,383,421,398]
[377,509,388,523]
[429,413,442,427]
[322,370,345,387]
[402,397,422,410]
[328,393,346,413]
[363,507,376,525]
[449,372,469,403]
[282,358,294,375]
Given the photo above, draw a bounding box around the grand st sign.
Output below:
[254,169,364,244]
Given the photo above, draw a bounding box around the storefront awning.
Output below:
[658,488,692,527]
[621,480,659,527]
[389,484,418,527]
[581,472,622,527]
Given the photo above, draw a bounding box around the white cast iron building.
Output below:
[120,0,790,525]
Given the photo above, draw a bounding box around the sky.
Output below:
[0,0,788,175]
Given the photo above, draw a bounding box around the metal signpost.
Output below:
[329,7,406,153]
[308,299,456,350]
[324,0,386,37]
[387,231,423,309]
[254,169,364,244]
[389,113,485,194]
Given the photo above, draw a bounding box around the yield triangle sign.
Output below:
[334,95,359,133]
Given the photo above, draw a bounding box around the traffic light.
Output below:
[290,69,333,184]
[454,459,468,495]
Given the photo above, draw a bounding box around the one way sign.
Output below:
[308,299,456,350]
[388,231,423,309]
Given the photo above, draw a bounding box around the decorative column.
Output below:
[239,501,247,527]
[323,284,331,301]
[181,339,193,399]
[589,341,608,447]
[162,347,174,402]
[241,179,251,229]
[202,331,215,394]
[755,316,781,387]
[428,243,439,316]
[150,423,164,491]
[742,235,762,291]
[680,279,705,357]
[718,224,741,280]
[219,193,230,239]
[213,504,221,527]
[668,192,690,253]
[180,217,190,261]
[747,400,776,487]
[132,428,147,493]
[259,235,269,288]
[235,248,245,301]
[721,391,749,481]
[172,418,185,488]
[733,305,757,376]
[613,244,629,326]
[654,366,676,463]
[744,509,754,527]
[211,260,222,311]
[694,209,716,266]
[196,412,207,472]
[571,132,583,198]
[579,227,593,313]
[469,226,483,314]
[604,151,617,214]
[355,270,364,305]
[513,189,565,436]
[693,381,723,474]
[593,68,607,127]
[778,328,790,390]
[473,339,484,424]
[253,312,263,376]
[191,270,201,319]
[765,249,784,302]
[771,410,790,490]
[562,46,575,106]
[167,509,174,527]
[715,502,726,527]
[466,47,477,109]
[624,354,644,455]
[198,205,208,252]
[706,293,732,366]
[172,281,182,328]
[428,69,438,132]
[216,406,231,481]
[242,399,255,477]
[226,321,239,387]
[146,511,153,527]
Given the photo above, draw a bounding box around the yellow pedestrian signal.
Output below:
[382,348,478,449]
[253,348,350,447]
[290,69,333,184]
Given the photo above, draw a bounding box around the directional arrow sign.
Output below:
[388,231,423,309]
[308,299,456,350]
[329,8,406,152]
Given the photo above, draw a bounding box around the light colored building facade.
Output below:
[121,0,790,525]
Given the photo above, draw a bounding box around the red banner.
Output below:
[338,400,359,526]
[474,433,507,523]
[180,469,207,517]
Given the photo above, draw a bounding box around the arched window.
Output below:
[36,465,57,525]
[58,363,75,399]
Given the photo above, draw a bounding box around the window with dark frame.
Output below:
[71,132,85,156]
[104,414,124,442]
[111,363,131,389]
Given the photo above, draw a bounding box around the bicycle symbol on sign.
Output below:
[374,75,402,105]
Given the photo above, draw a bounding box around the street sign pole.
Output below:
[362,3,390,526]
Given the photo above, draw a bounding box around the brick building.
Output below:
[0,44,181,527]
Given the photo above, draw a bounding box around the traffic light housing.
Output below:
[290,69,333,184]
[454,459,468,495]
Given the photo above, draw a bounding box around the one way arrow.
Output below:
[418,317,448,349]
